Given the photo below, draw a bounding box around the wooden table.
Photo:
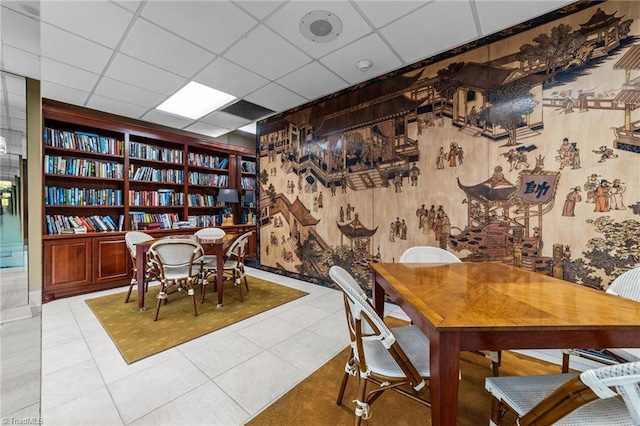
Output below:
[135,233,239,311]
[370,262,640,426]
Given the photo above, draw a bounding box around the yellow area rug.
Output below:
[86,276,307,364]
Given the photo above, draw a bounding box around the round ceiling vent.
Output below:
[299,10,342,43]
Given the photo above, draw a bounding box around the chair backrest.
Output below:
[194,227,226,239]
[329,265,425,390]
[226,231,253,263]
[399,246,461,263]
[148,239,204,278]
[607,267,640,302]
[125,231,153,258]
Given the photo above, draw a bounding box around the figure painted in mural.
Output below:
[571,144,581,169]
[394,173,403,193]
[409,163,421,186]
[517,150,530,169]
[400,220,408,240]
[416,204,426,229]
[457,146,464,165]
[329,181,336,196]
[346,203,354,221]
[503,149,519,171]
[610,179,626,210]
[312,196,318,212]
[562,187,582,217]
[298,175,303,193]
[339,206,344,222]
[427,205,437,231]
[594,179,611,212]
[563,90,574,114]
[394,217,402,237]
[436,147,446,169]
[593,145,618,163]
[489,166,509,188]
[467,106,478,126]
[448,142,459,167]
[556,138,574,170]
[389,222,395,242]
[318,192,323,208]
[583,173,599,203]
[340,175,347,193]
[577,90,593,112]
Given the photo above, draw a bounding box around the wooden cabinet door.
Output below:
[93,235,130,285]
[44,238,92,301]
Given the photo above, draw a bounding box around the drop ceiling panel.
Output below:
[1,7,40,54]
[223,25,311,81]
[119,18,215,78]
[93,77,166,109]
[86,94,149,119]
[276,61,347,101]
[41,23,113,74]
[141,0,258,54]
[1,46,40,80]
[380,0,480,63]
[111,1,141,13]
[235,1,284,20]
[41,82,90,106]
[320,33,403,85]
[41,58,100,92]
[244,82,307,113]
[353,1,425,28]
[139,109,195,129]
[183,122,231,138]
[265,1,372,59]
[40,1,133,49]
[475,0,576,36]
[199,111,252,129]
[194,58,269,98]
[105,53,186,95]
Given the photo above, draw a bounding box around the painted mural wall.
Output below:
[257,1,640,291]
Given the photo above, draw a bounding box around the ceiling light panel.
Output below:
[157,81,236,120]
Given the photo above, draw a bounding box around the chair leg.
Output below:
[154,284,168,321]
[337,352,356,406]
[124,276,135,303]
[561,352,570,373]
[353,376,369,426]
[201,273,207,303]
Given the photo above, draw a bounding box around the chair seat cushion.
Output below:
[485,373,633,425]
[163,265,195,280]
[363,325,430,378]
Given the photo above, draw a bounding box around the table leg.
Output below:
[136,244,145,311]
[372,271,385,317]
[430,331,460,426]
[216,251,224,308]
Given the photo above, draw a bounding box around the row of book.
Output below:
[129,165,184,183]
[241,177,257,189]
[45,214,124,235]
[188,172,229,187]
[46,186,123,206]
[44,128,125,156]
[187,194,227,207]
[129,141,183,164]
[240,160,257,174]
[129,212,179,230]
[44,155,125,179]
[188,153,228,170]
[129,190,185,207]
[187,215,220,227]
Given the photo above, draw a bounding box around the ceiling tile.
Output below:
[41,23,113,74]
[41,58,100,92]
[193,58,269,98]
[475,0,576,36]
[276,61,347,101]
[40,0,133,49]
[1,6,40,55]
[141,0,257,54]
[1,46,40,80]
[353,1,425,28]
[245,83,307,113]
[86,94,150,119]
[183,122,232,138]
[105,53,186,95]
[265,1,372,59]
[42,82,91,106]
[110,1,141,13]
[235,1,284,20]
[119,18,215,78]
[380,1,479,63]
[320,33,403,85]
[199,111,252,129]
[224,25,311,81]
[93,77,166,109]
[139,109,196,129]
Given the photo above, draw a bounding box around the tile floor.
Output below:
[39,267,411,426]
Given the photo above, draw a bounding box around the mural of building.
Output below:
[257,1,640,292]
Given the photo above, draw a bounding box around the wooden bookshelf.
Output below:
[42,101,256,302]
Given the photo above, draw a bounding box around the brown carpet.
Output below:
[86,276,307,364]
[248,318,562,425]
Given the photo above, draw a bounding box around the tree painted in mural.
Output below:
[433,62,464,117]
[479,81,537,146]
[517,23,588,74]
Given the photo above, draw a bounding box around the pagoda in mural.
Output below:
[337,213,378,261]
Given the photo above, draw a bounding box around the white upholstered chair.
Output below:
[124,231,154,304]
[219,231,253,302]
[194,227,226,301]
[562,267,640,373]
[399,246,502,376]
[329,265,432,426]
[147,239,204,321]
[485,361,640,426]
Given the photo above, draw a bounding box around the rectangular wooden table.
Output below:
[370,262,640,426]
[135,233,239,311]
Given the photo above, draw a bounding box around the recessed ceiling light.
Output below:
[299,10,342,43]
[355,59,373,72]
[238,123,256,135]
[157,81,236,120]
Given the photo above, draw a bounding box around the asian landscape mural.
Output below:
[257,0,640,291]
